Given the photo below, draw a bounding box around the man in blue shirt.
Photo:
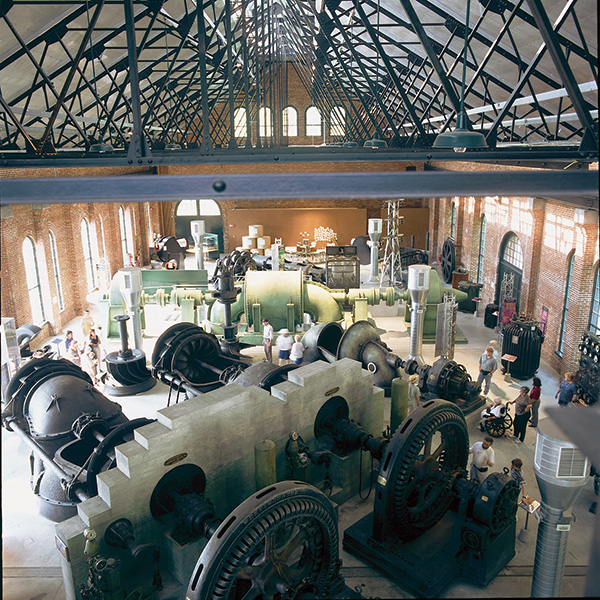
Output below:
[555,372,578,406]
[477,345,498,397]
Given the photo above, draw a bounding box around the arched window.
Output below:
[234,107,247,138]
[450,202,456,240]
[118,206,134,266]
[503,232,524,270]
[306,106,322,137]
[176,199,221,217]
[22,236,45,324]
[557,251,575,357]
[589,264,600,335]
[146,202,154,243]
[48,230,64,312]
[98,217,107,258]
[259,107,272,138]
[81,218,96,291]
[330,106,346,137]
[476,215,486,284]
[282,106,298,137]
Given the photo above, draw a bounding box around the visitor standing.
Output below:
[277,329,293,365]
[529,377,542,427]
[262,318,274,363]
[81,310,95,339]
[510,458,529,502]
[477,345,498,397]
[290,335,305,365]
[67,339,82,367]
[469,436,495,484]
[508,386,532,443]
[64,330,74,353]
[556,372,578,406]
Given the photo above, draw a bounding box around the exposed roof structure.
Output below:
[0,0,597,176]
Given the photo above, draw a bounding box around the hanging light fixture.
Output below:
[363,0,387,148]
[86,0,113,153]
[433,0,487,152]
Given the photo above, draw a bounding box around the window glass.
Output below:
[259,107,272,138]
[557,251,575,356]
[176,200,199,216]
[477,216,486,284]
[81,218,96,291]
[22,237,45,324]
[49,230,64,312]
[282,106,298,137]
[330,106,345,137]
[502,233,523,270]
[589,265,600,335]
[118,207,129,265]
[306,106,322,137]
[234,107,246,138]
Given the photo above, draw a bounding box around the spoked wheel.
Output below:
[440,239,455,284]
[187,481,342,600]
[485,418,506,438]
[373,400,469,541]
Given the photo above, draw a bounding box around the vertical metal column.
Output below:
[379,200,405,288]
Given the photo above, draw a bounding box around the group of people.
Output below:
[261,318,304,366]
[64,310,105,385]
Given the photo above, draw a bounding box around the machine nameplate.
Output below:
[325,387,340,396]
[377,475,387,487]
[481,495,489,502]
[556,524,571,531]
[55,535,70,562]
[164,452,188,466]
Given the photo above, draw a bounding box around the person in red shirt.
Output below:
[529,376,541,427]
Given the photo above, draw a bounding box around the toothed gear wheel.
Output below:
[186,481,342,600]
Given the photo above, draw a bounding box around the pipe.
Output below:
[531,505,570,597]
[304,282,344,323]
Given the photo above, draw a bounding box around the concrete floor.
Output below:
[2,259,597,599]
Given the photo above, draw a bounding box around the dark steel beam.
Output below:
[1,170,597,208]
[525,0,597,141]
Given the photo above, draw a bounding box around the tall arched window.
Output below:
[450,202,456,240]
[234,107,247,138]
[589,264,600,335]
[259,107,272,138]
[119,206,134,265]
[282,106,298,137]
[557,251,575,357]
[476,216,486,284]
[330,106,346,137]
[22,236,45,324]
[146,202,154,243]
[48,230,64,312]
[81,218,96,291]
[98,217,107,258]
[305,106,322,137]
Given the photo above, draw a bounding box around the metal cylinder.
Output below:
[254,439,277,489]
[368,218,383,282]
[531,505,570,597]
[119,267,144,351]
[407,265,431,365]
[531,417,589,597]
[390,377,409,433]
[191,220,206,271]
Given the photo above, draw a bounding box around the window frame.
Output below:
[48,230,64,312]
[282,106,298,137]
[588,263,600,335]
[477,215,486,284]
[557,250,575,357]
[305,106,322,138]
[22,236,46,324]
[81,217,96,292]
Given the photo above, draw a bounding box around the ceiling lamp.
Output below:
[433,0,487,152]
[165,142,182,150]
[363,133,387,148]
[89,140,114,153]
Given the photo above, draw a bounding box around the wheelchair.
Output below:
[483,408,513,438]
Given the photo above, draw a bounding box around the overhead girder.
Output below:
[0,0,597,160]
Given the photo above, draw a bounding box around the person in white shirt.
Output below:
[469,436,495,483]
[407,374,421,414]
[479,396,505,431]
[262,318,274,362]
[290,335,305,365]
[277,329,294,365]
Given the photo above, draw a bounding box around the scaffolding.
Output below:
[379,199,405,288]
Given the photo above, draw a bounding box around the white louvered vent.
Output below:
[557,447,588,478]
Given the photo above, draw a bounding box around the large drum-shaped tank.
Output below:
[501,316,544,379]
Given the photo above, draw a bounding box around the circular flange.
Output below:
[336,320,382,361]
[186,481,342,600]
[373,399,469,541]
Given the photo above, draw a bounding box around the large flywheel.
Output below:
[373,399,469,542]
[186,481,342,600]
[440,239,456,284]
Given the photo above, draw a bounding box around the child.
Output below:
[290,335,305,365]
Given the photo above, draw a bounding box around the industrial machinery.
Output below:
[153,235,189,269]
[343,400,520,598]
[500,315,545,379]
[325,245,361,291]
[103,314,155,396]
[306,319,481,407]
[576,330,600,405]
[1,358,153,521]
